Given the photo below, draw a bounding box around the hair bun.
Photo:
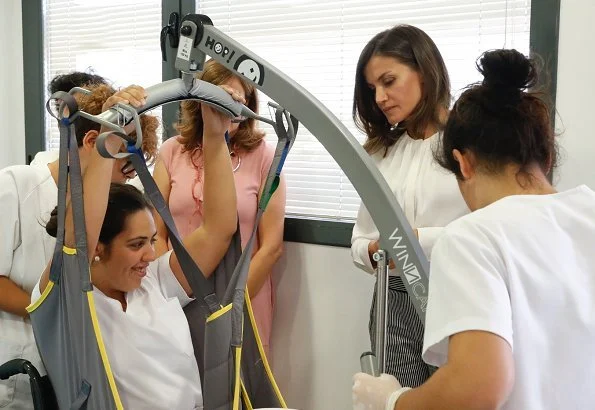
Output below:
[478,49,537,90]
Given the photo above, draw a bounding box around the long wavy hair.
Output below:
[177,59,265,153]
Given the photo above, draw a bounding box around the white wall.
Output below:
[0,0,25,168]
[555,0,595,190]
[270,242,374,410]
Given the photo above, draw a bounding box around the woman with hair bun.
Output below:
[353,48,595,409]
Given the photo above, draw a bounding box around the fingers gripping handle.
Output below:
[95,78,248,130]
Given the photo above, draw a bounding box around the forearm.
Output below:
[246,244,283,298]
[64,138,118,253]
[201,130,237,240]
[0,277,31,318]
[395,364,503,410]
[153,159,172,258]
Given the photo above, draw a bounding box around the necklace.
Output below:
[190,146,241,209]
[229,150,241,172]
[191,145,241,173]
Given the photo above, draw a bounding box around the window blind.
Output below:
[196,0,531,220]
[43,0,163,151]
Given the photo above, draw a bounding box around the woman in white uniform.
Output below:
[32,84,242,409]
[0,79,156,409]
[351,24,468,386]
[353,49,595,409]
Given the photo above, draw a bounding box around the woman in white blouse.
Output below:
[351,24,468,386]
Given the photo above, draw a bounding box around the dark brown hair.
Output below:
[177,59,264,153]
[435,49,557,180]
[353,25,451,156]
[48,71,107,94]
[46,184,153,254]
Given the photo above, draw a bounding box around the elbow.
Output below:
[259,240,284,263]
[270,241,284,262]
[462,393,509,410]
[220,215,239,241]
[457,377,514,410]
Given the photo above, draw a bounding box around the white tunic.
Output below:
[0,164,56,409]
[31,251,203,410]
[351,132,468,275]
[423,185,595,409]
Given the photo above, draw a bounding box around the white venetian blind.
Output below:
[43,0,163,151]
[197,0,531,220]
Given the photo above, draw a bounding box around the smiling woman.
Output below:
[87,185,158,308]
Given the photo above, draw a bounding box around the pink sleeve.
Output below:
[259,141,286,210]
[260,141,276,182]
[157,136,179,174]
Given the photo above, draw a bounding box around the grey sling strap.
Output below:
[28,91,123,410]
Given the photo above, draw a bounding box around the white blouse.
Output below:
[351,132,469,275]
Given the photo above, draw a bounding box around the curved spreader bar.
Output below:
[47,14,430,322]
[180,15,431,320]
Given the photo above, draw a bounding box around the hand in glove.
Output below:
[352,372,401,410]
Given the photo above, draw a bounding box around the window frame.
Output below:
[23,0,561,248]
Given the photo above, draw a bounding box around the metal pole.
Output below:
[373,250,389,374]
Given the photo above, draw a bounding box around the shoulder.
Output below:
[241,139,273,171]
[436,200,520,254]
[159,136,184,157]
[30,150,59,167]
[0,165,52,194]
[158,136,186,168]
[370,134,413,164]
[246,139,270,158]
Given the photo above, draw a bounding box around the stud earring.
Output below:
[94,256,100,262]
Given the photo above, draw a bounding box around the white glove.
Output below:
[352,372,401,410]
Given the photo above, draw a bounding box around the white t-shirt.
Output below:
[351,132,469,275]
[0,164,56,408]
[423,185,595,409]
[29,150,59,167]
[31,251,203,410]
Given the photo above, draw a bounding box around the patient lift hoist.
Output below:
[0,13,430,409]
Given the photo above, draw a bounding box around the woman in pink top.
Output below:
[153,59,286,355]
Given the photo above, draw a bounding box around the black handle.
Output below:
[160,12,180,62]
[0,359,35,380]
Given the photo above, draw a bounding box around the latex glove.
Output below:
[352,372,401,410]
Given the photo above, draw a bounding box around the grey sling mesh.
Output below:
[28,92,122,410]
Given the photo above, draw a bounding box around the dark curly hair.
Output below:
[48,71,108,94]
